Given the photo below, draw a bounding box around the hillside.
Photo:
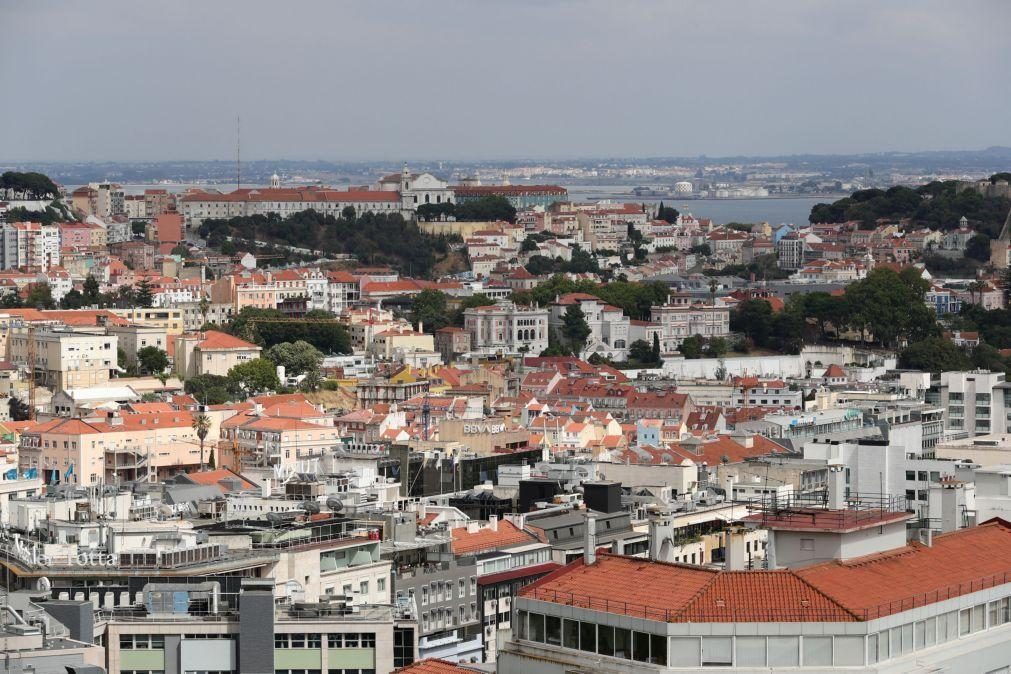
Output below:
[809,173,1011,237]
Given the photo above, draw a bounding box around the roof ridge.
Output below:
[789,569,864,621]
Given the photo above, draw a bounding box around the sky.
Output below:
[1,0,1008,162]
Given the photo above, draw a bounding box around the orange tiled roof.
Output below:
[523,520,1011,622]
[451,520,537,556]
[395,659,481,674]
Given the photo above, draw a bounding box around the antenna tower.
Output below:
[236,115,241,190]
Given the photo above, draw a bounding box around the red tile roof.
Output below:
[194,330,259,351]
[522,520,1011,622]
[395,659,481,674]
[451,520,537,556]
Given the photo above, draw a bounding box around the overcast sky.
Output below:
[1,0,1008,162]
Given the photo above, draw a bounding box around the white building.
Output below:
[937,370,1009,437]
[464,300,549,356]
[500,515,1011,673]
[650,292,730,354]
[1,221,60,271]
[548,293,630,360]
[377,164,455,212]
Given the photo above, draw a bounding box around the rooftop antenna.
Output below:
[236,115,241,190]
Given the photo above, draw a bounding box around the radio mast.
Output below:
[236,115,241,190]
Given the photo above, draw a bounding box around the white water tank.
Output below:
[674,181,693,194]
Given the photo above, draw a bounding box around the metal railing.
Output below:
[523,570,1011,623]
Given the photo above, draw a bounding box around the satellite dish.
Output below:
[325,497,344,513]
[36,577,51,593]
[266,512,284,525]
[302,501,321,515]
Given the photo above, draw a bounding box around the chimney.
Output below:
[725,526,747,571]
[467,521,480,534]
[827,463,846,510]
[489,514,498,532]
[584,513,597,565]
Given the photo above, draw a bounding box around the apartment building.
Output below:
[548,294,630,360]
[1,221,60,271]
[173,329,261,378]
[650,292,730,353]
[7,327,117,390]
[464,301,550,357]
[18,410,199,485]
[501,519,1011,673]
[935,370,1010,436]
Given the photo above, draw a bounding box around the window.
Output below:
[613,627,631,660]
[800,538,814,551]
[579,622,596,653]
[804,636,832,666]
[597,625,614,656]
[768,636,800,667]
[563,619,579,650]
[545,616,561,646]
[377,578,385,593]
[528,613,545,643]
[701,636,732,666]
[736,637,766,666]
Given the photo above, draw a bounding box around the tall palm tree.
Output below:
[192,413,211,471]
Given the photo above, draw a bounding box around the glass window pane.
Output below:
[924,617,937,647]
[669,637,699,667]
[563,619,579,650]
[633,631,651,662]
[973,604,985,633]
[769,636,800,667]
[737,636,767,666]
[579,622,596,653]
[613,627,631,659]
[803,636,832,666]
[545,616,561,646]
[650,634,667,666]
[835,636,864,666]
[868,634,879,665]
[529,613,545,643]
[597,625,614,657]
[701,637,733,666]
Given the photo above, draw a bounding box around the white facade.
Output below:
[464,301,549,356]
[1,221,60,271]
[650,293,730,353]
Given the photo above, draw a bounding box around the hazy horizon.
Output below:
[2,0,1008,163]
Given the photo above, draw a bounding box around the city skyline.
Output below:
[1,0,1009,162]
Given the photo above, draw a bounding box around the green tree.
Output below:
[679,335,704,359]
[844,268,937,346]
[628,339,660,365]
[135,277,154,308]
[82,275,101,305]
[561,304,591,351]
[689,243,712,256]
[227,358,281,394]
[265,340,323,377]
[25,283,54,309]
[60,289,85,310]
[184,374,232,405]
[191,413,211,470]
[652,332,661,362]
[656,202,679,223]
[898,337,971,373]
[454,195,517,223]
[137,346,169,375]
[0,171,60,200]
[965,233,992,262]
[731,299,774,346]
[410,290,450,332]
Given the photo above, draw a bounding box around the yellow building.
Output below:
[110,307,185,335]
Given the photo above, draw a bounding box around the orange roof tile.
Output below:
[451,520,537,556]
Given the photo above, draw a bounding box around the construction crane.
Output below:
[26,323,35,421]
